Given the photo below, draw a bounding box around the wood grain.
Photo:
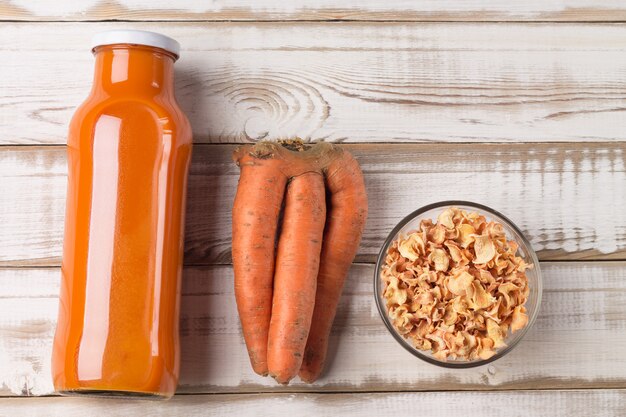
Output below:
[1,262,625,396]
[2,1,626,22]
[1,390,625,416]
[0,143,624,267]
[2,23,626,144]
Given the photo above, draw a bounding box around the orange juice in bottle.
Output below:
[52,30,192,399]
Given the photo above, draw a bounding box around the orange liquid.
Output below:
[52,44,192,398]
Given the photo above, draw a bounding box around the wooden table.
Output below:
[1,1,625,415]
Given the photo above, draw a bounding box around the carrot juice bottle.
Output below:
[52,30,192,399]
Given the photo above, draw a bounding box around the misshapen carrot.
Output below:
[267,172,326,384]
[232,147,288,376]
[233,141,367,384]
[299,149,368,383]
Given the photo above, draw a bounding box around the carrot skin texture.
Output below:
[232,156,287,376]
[299,151,368,383]
[268,172,327,384]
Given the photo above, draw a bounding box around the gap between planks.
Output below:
[1,140,626,147]
[0,386,623,397]
[4,19,626,23]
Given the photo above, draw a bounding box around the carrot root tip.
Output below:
[269,373,292,385]
[298,371,319,384]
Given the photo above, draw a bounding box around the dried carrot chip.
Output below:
[473,235,496,264]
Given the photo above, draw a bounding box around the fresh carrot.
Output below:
[232,141,367,384]
[299,149,368,383]
[267,172,326,384]
[232,145,288,376]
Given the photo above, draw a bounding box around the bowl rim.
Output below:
[374,200,543,369]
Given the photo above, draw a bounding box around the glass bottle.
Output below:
[52,30,192,399]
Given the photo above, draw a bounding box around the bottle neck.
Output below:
[91,45,176,97]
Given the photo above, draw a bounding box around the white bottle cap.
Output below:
[91,30,180,58]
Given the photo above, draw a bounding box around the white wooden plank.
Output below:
[2,23,626,144]
[0,262,624,396]
[1,390,625,417]
[2,1,626,22]
[0,144,624,266]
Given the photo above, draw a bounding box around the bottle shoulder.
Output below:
[69,95,192,147]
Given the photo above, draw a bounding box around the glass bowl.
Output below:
[374,201,542,368]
